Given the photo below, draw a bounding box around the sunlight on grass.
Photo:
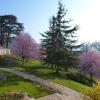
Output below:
[12,59,91,94]
[0,70,53,98]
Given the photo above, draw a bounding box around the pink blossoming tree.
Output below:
[78,48,100,82]
[10,33,41,62]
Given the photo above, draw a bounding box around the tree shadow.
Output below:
[66,72,93,87]
[0,71,34,87]
[22,64,93,87]
[7,57,93,87]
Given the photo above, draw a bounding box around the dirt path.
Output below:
[0,68,85,100]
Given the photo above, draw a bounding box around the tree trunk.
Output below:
[0,25,4,46]
[51,64,54,69]
[56,65,59,73]
[22,57,25,65]
[55,64,57,69]
[6,33,10,48]
[90,73,93,86]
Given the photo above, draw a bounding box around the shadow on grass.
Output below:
[4,56,92,87]
[66,73,93,87]
[0,71,32,87]
[13,63,92,87]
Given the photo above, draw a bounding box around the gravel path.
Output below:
[0,68,85,100]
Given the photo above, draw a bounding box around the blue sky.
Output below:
[0,0,98,43]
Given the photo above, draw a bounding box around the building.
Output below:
[0,46,11,55]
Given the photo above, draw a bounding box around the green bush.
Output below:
[67,72,92,86]
[0,55,19,66]
[86,81,100,100]
[0,56,5,65]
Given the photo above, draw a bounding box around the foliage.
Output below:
[0,56,5,65]
[81,41,100,53]
[10,33,41,62]
[41,1,81,73]
[81,42,91,53]
[67,72,92,86]
[78,49,100,83]
[91,41,100,51]
[0,15,24,47]
[0,55,20,66]
[86,81,100,100]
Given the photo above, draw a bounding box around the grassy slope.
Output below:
[13,59,91,94]
[0,70,53,98]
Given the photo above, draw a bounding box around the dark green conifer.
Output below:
[41,1,81,73]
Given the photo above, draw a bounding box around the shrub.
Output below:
[67,72,92,86]
[0,56,5,65]
[86,81,100,100]
[0,55,21,66]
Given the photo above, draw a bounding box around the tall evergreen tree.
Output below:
[0,15,24,47]
[41,16,57,68]
[41,1,81,73]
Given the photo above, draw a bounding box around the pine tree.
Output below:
[41,1,81,73]
[41,16,57,68]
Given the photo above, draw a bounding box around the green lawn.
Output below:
[0,70,53,98]
[12,59,91,94]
